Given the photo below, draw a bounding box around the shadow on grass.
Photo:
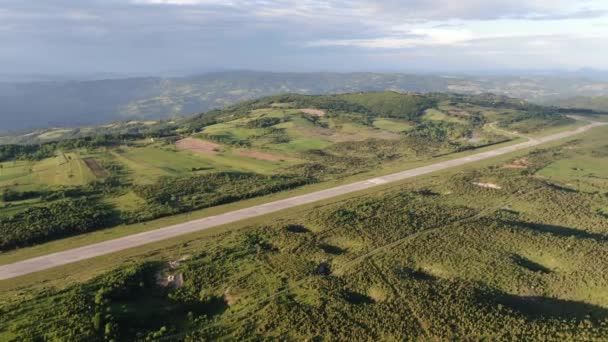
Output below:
[544,181,579,193]
[504,220,608,242]
[397,267,435,281]
[285,224,311,233]
[318,243,346,255]
[510,254,552,274]
[497,294,608,320]
[343,291,375,305]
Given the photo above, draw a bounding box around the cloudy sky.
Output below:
[1,0,608,75]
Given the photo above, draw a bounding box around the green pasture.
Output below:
[0,152,96,190]
[111,146,214,184]
[372,118,413,132]
[422,108,465,123]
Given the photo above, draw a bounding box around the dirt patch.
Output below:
[473,182,502,190]
[224,287,243,306]
[235,149,286,161]
[176,137,220,155]
[299,108,326,117]
[156,256,189,288]
[448,109,471,118]
[157,273,183,288]
[368,286,390,302]
[82,158,108,178]
[370,131,402,141]
[468,131,483,143]
[324,126,401,143]
[504,158,529,169]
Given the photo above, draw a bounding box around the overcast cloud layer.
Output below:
[1,0,607,74]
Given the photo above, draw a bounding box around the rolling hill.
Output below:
[2,71,608,134]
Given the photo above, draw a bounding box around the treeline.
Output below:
[6,262,168,341]
[246,117,283,128]
[0,134,134,162]
[0,144,56,162]
[0,170,310,249]
[132,172,310,215]
[1,189,46,202]
[0,129,184,162]
[497,110,573,132]
[336,91,436,121]
[406,121,472,142]
[0,198,116,250]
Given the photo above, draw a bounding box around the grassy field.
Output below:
[422,108,466,123]
[372,118,413,132]
[0,152,96,190]
[2,125,608,340]
[536,137,608,191]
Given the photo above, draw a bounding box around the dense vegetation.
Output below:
[0,133,160,162]
[3,129,608,340]
[0,198,116,249]
[130,172,309,219]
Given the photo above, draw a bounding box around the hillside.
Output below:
[0,91,576,251]
[2,71,608,133]
[2,116,608,340]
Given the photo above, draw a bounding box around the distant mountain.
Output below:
[1,70,608,133]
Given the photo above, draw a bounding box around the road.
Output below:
[0,120,605,281]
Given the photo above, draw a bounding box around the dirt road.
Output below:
[0,120,604,281]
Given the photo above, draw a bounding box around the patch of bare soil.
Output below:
[235,149,286,161]
[156,256,189,288]
[298,108,326,117]
[467,131,483,143]
[157,273,183,288]
[224,287,243,306]
[448,109,471,118]
[319,128,400,143]
[473,182,502,190]
[503,158,529,169]
[371,131,402,140]
[176,137,220,155]
[327,131,368,143]
[83,158,108,178]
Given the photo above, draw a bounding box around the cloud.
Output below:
[133,0,234,5]
[0,0,607,74]
[309,28,474,49]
